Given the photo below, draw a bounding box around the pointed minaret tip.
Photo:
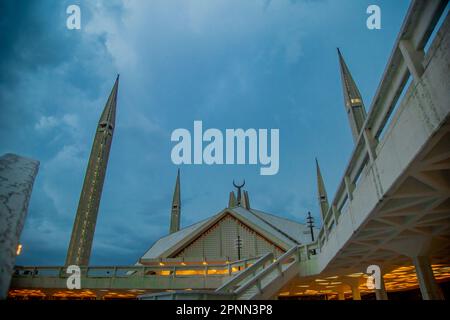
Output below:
[169,169,181,234]
[315,159,329,221]
[228,191,237,208]
[98,75,119,128]
[336,48,367,143]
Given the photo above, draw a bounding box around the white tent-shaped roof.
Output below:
[140,206,318,261]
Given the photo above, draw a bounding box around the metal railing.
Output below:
[12,256,261,281]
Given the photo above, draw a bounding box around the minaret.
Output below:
[337,48,367,142]
[228,192,237,208]
[169,169,181,234]
[66,75,119,266]
[315,158,329,220]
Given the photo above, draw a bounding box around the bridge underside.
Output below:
[280,115,450,299]
[328,117,449,274]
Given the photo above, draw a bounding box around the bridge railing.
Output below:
[215,252,274,293]
[317,0,449,250]
[12,256,261,281]
[235,243,319,299]
[213,243,318,299]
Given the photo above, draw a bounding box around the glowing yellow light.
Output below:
[159,262,165,266]
[347,273,364,278]
[16,244,23,256]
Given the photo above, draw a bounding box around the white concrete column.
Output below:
[351,285,361,300]
[413,256,444,300]
[375,276,388,300]
[345,277,362,300]
[399,39,425,83]
[0,154,40,299]
[337,286,346,301]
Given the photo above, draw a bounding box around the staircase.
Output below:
[216,244,317,300]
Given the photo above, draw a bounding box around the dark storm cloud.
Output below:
[1,0,411,266]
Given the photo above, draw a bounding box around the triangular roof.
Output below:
[140,207,318,260]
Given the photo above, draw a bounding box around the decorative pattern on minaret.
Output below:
[66,75,119,266]
[337,48,367,142]
[169,169,181,234]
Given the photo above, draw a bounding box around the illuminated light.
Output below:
[16,244,23,256]
[347,273,364,278]
[181,262,186,266]
[305,290,318,294]
[297,285,309,288]
[279,292,290,296]
[176,270,206,276]
[315,279,326,282]
[330,282,342,285]
[185,288,192,291]
[326,276,339,279]
[225,261,230,264]
[202,261,208,266]
[159,262,165,266]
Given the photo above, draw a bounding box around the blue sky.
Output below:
[0,0,413,265]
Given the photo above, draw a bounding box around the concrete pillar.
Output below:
[0,154,40,299]
[413,256,444,300]
[337,286,345,300]
[399,39,425,83]
[351,285,361,300]
[345,277,362,300]
[375,276,388,300]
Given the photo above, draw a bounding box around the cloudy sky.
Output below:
[1,0,416,265]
